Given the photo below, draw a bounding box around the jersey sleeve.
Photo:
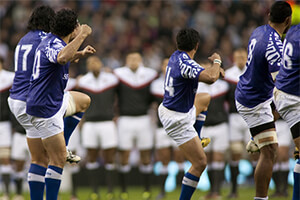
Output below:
[45,38,65,64]
[179,58,205,79]
[265,32,283,73]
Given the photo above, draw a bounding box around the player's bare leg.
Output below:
[254,143,278,197]
[179,136,207,200]
[64,91,91,164]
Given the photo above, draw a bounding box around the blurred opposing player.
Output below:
[25,9,94,200]
[78,56,119,200]
[273,22,300,200]
[199,64,229,199]
[114,52,157,200]
[235,2,292,199]
[158,28,224,200]
[0,56,14,200]
[224,48,250,198]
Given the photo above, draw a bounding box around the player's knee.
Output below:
[80,93,91,112]
[253,129,278,150]
[260,143,278,161]
[194,156,207,171]
[50,150,66,167]
[230,141,244,155]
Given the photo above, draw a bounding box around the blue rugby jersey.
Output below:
[162,50,204,113]
[235,24,283,108]
[26,33,69,118]
[275,23,300,96]
[10,30,47,101]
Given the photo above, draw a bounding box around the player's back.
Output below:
[162,50,204,113]
[275,24,300,96]
[26,33,69,118]
[235,24,283,108]
[10,30,47,101]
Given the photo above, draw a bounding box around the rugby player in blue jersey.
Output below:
[25,9,95,200]
[158,28,224,200]
[273,22,300,200]
[235,1,292,200]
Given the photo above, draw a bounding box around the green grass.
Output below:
[7,185,293,200]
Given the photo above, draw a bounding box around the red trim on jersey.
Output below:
[118,76,157,89]
[224,78,238,85]
[78,83,118,94]
[152,93,164,99]
[211,91,228,99]
[0,86,11,93]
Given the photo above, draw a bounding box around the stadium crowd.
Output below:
[0,1,298,200]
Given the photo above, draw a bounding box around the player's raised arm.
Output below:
[198,53,224,84]
[57,24,95,65]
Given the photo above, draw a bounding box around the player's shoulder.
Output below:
[0,69,14,89]
[225,65,245,83]
[286,24,300,42]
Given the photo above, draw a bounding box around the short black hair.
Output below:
[50,9,78,37]
[269,1,292,23]
[27,5,55,32]
[176,28,200,52]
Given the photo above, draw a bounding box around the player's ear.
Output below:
[195,42,199,51]
[285,16,292,27]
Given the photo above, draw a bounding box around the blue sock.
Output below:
[45,165,63,200]
[64,112,83,146]
[179,172,199,200]
[293,159,300,200]
[194,111,207,138]
[28,163,47,200]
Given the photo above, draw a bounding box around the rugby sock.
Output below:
[105,164,116,193]
[45,165,63,200]
[14,171,25,195]
[254,197,268,200]
[272,163,280,194]
[179,172,199,200]
[280,161,289,195]
[86,162,100,193]
[292,159,300,200]
[211,161,225,194]
[64,112,84,146]
[119,165,131,192]
[140,164,153,192]
[194,111,207,137]
[157,165,168,195]
[0,165,13,195]
[70,165,80,197]
[28,163,47,200]
[230,161,239,194]
[176,162,185,187]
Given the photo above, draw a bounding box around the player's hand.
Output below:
[80,24,92,37]
[208,53,221,62]
[82,45,96,56]
[220,67,225,78]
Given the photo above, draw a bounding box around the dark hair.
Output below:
[176,28,200,52]
[27,5,55,32]
[269,1,292,23]
[50,9,78,37]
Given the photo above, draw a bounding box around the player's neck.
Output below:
[269,22,285,38]
[61,35,71,44]
[187,50,196,59]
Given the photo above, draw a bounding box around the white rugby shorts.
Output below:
[11,132,28,160]
[8,97,38,138]
[201,122,229,152]
[158,104,198,146]
[28,92,70,139]
[274,88,300,129]
[0,121,12,147]
[235,98,274,129]
[82,121,118,150]
[229,113,250,143]
[117,115,154,150]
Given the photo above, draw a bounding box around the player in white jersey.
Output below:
[114,52,157,200]
[0,57,14,200]
[158,28,224,200]
[235,2,292,199]
[78,56,119,200]
[24,9,95,200]
[224,48,252,198]
[273,22,300,200]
